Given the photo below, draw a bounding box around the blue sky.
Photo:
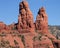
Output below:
[0,0,60,25]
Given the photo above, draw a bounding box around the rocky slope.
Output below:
[49,25,60,40]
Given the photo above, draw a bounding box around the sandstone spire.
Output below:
[18,1,34,33]
[35,7,48,33]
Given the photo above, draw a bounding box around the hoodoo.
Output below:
[17,1,34,33]
[35,7,48,33]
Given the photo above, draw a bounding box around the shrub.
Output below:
[14,40,18,45]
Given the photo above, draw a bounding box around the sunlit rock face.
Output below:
[0,22,7,31]
[35,7,48,33]
[17,1,34,33]
[35,7,60,48]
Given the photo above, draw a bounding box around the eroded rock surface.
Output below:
[0,1,60,48]
[17,1,34,33]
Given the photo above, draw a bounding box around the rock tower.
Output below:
[35,7,48,33]
[17,1,34,33]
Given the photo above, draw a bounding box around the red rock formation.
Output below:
[17,1,34,33]
[35,7,48,34]
[0,1,60,48]
[0,22,6,31]
[24,34,33,48]
[35,7,60,48]
[33,35,54,48]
